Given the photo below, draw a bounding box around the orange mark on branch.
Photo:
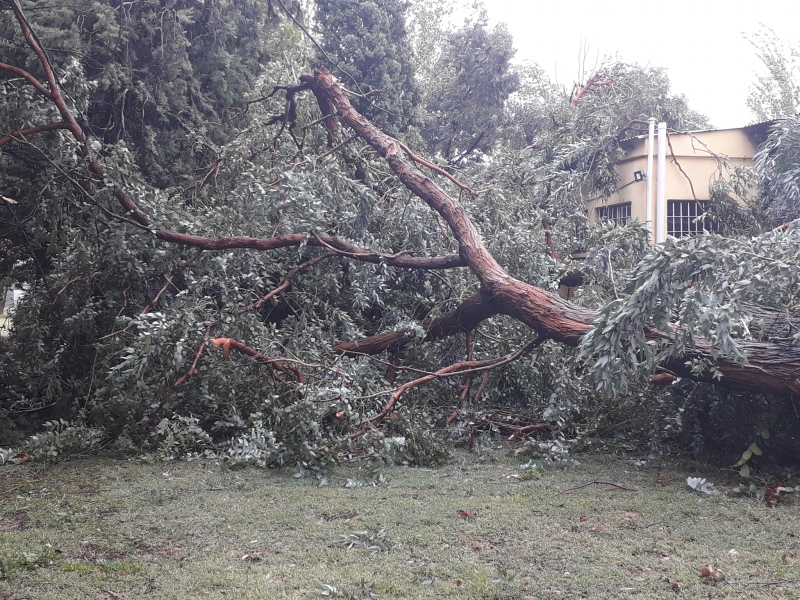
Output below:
[212,337,232,360]
[212,337,304,383]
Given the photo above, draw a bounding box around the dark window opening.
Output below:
[596,203,631,226]
[667,200,714,237]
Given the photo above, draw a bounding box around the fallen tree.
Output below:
[2,1,799,464]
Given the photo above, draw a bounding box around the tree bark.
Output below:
[333,292,499,356]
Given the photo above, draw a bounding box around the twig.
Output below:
[310,231,412,262]
[352,336,544,438]
[396,140,478,197]
[317,134,359,160]
[183,158,221,195]
[666,135,700,204]
[141,249,205,315]
[473,418,549,437]
[740,579,800,587]
[52,273,86,303]
[237,252,335,315]
[555,481,637,495]
[211,338,305,384]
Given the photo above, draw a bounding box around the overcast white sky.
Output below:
[482,0,798,128]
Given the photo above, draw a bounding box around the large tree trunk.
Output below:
[306,70,800,397]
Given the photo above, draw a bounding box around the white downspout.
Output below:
[655,121,667,244]
[645,117,656,240]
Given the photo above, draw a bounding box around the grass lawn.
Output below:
[1,448,798,599]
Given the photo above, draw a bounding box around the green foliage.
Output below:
[1,0,289,188]
[746,27,800,121]
[582,225,800,395]
[3,0,797,472]
[333,527,393,554]
[510,61,708,219]
[1,545,61,579]
[756,115,800,223]
[735,427,769,478]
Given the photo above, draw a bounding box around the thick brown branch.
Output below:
[305,69,800,397]
[570,73,614,108]
[0,121,68,147]
[333,292,499,356]
[212,338,305,384]
[152,229,464,270]
[0,61,53,99]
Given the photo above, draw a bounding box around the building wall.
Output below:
[586,126,763,240]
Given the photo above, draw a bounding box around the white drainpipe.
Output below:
[655,121,667,244]
[645,117,656,240]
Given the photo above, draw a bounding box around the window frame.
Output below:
[667,200,714,238]
[596,202,632,226]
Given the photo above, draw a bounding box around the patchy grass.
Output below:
[1,449,799,599]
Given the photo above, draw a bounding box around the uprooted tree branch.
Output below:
[2,0,800,453]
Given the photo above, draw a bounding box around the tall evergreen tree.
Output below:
[313,0,419,133]
[0,0,285,187]
[420,9,519,164]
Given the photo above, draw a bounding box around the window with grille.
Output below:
[596,203,631,226]
[667,200,714,237]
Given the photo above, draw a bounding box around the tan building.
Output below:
[586,119,772,242]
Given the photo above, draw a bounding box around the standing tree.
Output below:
[747,27,800,121]
[420,7,519,164]
[312,0,420,134]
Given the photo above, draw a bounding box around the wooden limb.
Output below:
[570,72,614,108]
[151,229,465,270]
[183,159,221,196]
[772,219,800,233]
[396,139,478,197]
[317,134,359,160]
[447,332,475,424]
[542,217,561,260]
[140,249,204,315]
[0,121,68,147]
[212,338,305,384]
[237,252,335,315]
[473,418,549,438]
[334,292,499,356]
[0,61,53,99]
[352,336,544,438]
[471,370,489,405]
[52,273,87,303]
[666,135,700,204]
[555,481,637,495]
[310,232,409,262]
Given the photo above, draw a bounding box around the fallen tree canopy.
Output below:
[2,0,800,466]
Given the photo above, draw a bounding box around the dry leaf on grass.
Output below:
[698,565,725,581]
